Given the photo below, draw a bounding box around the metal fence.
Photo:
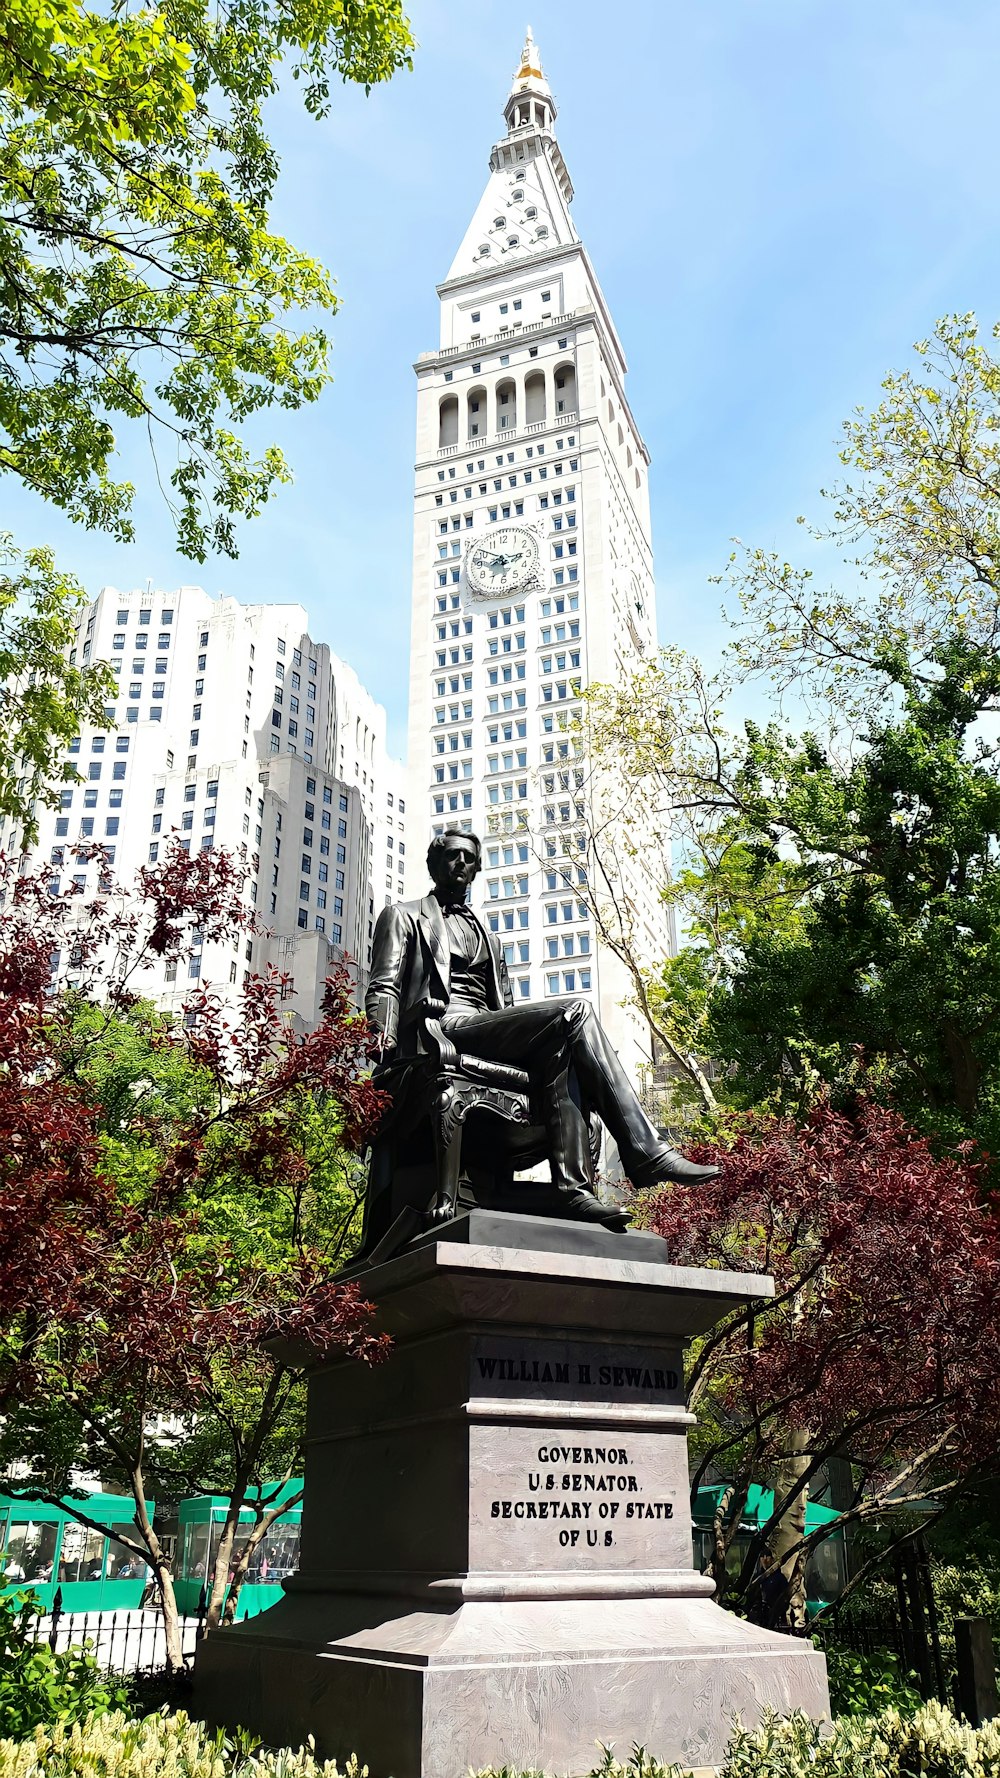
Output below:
[39,1596,205,1675]
[816,1538,949,1705]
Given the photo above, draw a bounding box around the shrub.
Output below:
[0,1712,368,1778]
[818,1643,923,1717]
[931,1561,1000,1665]
[718,1702,1000,1776]
[0,1587,126,1737]
[474,1752,688,1778]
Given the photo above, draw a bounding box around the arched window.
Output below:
[496,377,517,432]
[554,362,577,417]
[438,395,459,449]
[467,385,487,440]
[525,371,546,426]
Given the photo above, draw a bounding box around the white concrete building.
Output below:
[3,585,407,1026]
[407,31,672,1086]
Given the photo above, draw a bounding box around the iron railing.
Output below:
[38,1589,206,1675]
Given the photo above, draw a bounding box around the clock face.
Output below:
[465,524,541,600]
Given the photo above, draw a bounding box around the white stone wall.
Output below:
[5,585,404,1030]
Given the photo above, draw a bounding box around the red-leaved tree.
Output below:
[638,1099,1000,1626]
[0,842,388,1669]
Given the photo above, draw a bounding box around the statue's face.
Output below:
[430,835,480,899]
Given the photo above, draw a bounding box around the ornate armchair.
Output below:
[358,1001,598,1265]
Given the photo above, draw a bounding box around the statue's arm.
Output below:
[365,904,412,1055]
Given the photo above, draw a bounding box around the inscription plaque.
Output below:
[468,1335,690,1572]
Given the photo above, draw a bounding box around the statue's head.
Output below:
[427,829,482,900]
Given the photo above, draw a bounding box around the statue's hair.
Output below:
[426,829,482,874]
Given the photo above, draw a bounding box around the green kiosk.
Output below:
[174,1480,302,1621]
[692,1483,848,1614]
[0,1491,153,1611]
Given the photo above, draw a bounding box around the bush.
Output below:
[932,1561,1000,1666]
[0,1587,126,1737]
[474,1705,1000,1778]
[474,1751,688,1778]
[4,1702,998,1778]
[817,1643,923,1717]
[717,1702,1000,1776]
[0,1711,367,1777]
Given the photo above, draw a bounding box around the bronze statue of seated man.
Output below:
[363,830,719,1237]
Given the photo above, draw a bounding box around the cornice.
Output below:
[436,238,578,299]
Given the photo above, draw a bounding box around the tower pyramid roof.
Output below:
[444,30,575,284]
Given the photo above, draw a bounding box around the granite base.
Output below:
[195,1218,828,1775]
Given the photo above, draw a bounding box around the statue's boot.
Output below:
[554,1186,630,1231]
[561,1008,721,1188]
[539,1063,630,1231]
[626,1148,721,1188]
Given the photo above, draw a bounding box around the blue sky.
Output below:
[7,0,1000,754]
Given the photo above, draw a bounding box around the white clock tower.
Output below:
[407,31,671,1095]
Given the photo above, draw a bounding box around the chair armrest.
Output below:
[416,1005,459,1068]
[456,1054,531,1093]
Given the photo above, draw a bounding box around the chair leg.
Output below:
[430,1083,463,1224]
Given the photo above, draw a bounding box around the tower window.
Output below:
[541,290,551,301]
[494,217,505,229]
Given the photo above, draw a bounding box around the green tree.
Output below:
[0,536,115,841]
[0,0,412,836]
[1,0,413,558]
[705,642,1000,1148]
[583,313,1000,1151]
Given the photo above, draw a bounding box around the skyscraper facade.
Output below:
[5,583,407,1027]
[407,33,672,1086]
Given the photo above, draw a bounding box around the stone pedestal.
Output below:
[195,1213,828,1776]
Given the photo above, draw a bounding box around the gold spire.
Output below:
[512,25,550,93]
[517,26,542,81]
